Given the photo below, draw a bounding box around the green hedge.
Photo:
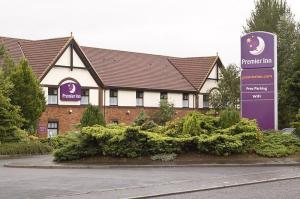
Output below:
[53,112,300,161]
[0,141,52,155]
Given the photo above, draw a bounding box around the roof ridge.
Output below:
[81,46,178,59]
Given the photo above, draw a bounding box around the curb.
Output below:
[4,162,300,169]
[128,176,300,199]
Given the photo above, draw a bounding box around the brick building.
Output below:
[0,36,223,137]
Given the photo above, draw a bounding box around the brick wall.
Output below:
[38,105,203,137]
[38,106,86,137]
[104,106,196,124]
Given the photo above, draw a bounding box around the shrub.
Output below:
[253,132,300,157]
[134,111,149,126]
[291,109,300,137]
[152,100,175,125]
[219,108,240,128]
[140,120,157,131]
[53,132,100,161]
[0,141,52,155]
[80,105,105,127]
[196,134,244,156]
[182,112,218,136]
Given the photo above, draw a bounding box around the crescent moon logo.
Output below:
[68,83,76,94]
[248,36,265,56]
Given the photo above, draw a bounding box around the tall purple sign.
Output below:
[60,82,81,101]
[241,31,278,130]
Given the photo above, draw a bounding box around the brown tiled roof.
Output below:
[1,35,221,92]
[169,56,219,90]
[81,46,196,92]
[19,37,71,78]
[0,36,71,78]
[0,36,28,65]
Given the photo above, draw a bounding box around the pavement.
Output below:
[2,154,300,169]
[1,155,300,198]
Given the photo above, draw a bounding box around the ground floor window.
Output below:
[136,91,144,106]
[48,122,58,138]
[203,94,209,108]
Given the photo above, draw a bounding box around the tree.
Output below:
[0,69,24,142]
[209,64,240,110]
[80,105,105,127]
[0,45,16,77]
[152,100,175,125]
[244,0,300,128]
[8,59,46,132]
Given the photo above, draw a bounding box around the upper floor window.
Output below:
[110,89,118,106]
[136,91,144,106]
[48,87,58,105]
[203,94,210,108]
[183,93,189,108]
[80,89,89,105]
[160,92,168,101]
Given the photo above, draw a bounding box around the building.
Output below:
[0,36,223,137]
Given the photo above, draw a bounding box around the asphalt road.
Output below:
[155,178,300,199]
[1,157,300,199]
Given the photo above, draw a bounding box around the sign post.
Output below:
[241,31,277,130]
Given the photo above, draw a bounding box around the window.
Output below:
[183,93,189,108]
[203,94,210,108]
[160,92,168,101]
[136,91,144,106]
[80,89,89,105]
[48,87,58,104]
[110,89,118,106]
[48,122,58,138]
[112,119,119,124]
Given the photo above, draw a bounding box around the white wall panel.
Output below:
[168,93,182,108]
[200,79,218,93]
[143,91,161,107]
[198,94,203,108]
[89,89,99,106]
[189,94,195,108]
[41,67,97,87]
[56,46,71,66]
[208,64,218,79]
[118,90,136,106]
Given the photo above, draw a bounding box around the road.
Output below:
[1,157,300,199]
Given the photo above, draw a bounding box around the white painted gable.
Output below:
[208,64,218,79]
[55,46,85,68]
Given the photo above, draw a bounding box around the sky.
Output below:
[1,0,300,66]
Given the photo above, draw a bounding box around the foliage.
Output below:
[209,64,240,110]
[219,108,241,128]
[182,112,218,136]
[134,111,150,126]
[0,45,16,77]
[152,100,175,125]
[151,153,177,161]
[0,69,24,143]
[80,105,105,127]
[8,59,46,132]
[253,131,300,157]
[291,109,300,137]
[140,120,158,131]
[0,141,52,155]
[244,0,300,128]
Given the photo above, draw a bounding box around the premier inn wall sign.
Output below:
[241,31,278,130]
[60,82,81,101]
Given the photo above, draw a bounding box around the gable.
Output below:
[207,64,218,79]
[55,45,85,68]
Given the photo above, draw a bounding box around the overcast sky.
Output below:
[1,0,300,66]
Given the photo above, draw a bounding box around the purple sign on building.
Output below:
[241,32,275,69]
[60,82,81,101]
[241,31,278,130]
